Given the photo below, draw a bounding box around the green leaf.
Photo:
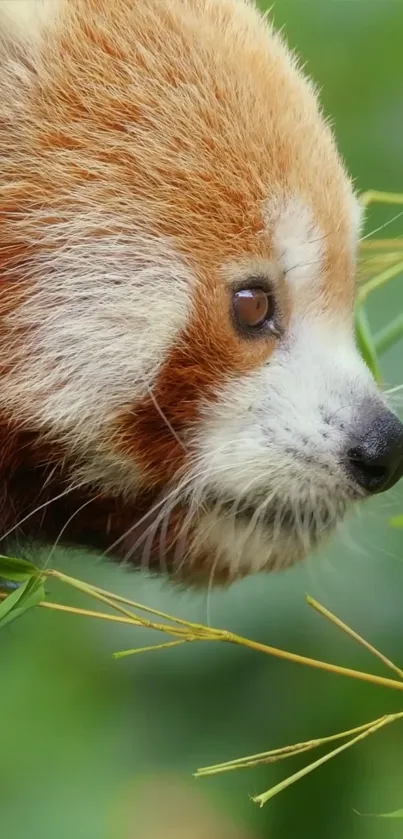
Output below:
[355,307,381,381]
[0,554,41,582]
[355,808,403,819]
[0,575,45,630]
[390,515,403,528]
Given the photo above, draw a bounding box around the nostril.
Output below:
[347,447,390,489]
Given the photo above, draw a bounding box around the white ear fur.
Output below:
[352,194,365,239]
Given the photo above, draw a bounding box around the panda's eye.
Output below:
[233,286,275,334]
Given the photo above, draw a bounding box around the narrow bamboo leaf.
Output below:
[0,579,30,621]
[355,308,381,380]
[355,808,403,819]
[0,575,45,630]
[390,515,403,528]
[0,554,41,582]
[253,716,392,807]
[113,639,189,658]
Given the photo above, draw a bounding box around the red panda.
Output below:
[0,0,402,587]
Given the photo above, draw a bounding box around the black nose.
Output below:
[346,410,403,495]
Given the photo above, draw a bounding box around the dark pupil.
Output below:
[235,288,269,328]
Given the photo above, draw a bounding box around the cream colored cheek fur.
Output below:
[2,230,193,491]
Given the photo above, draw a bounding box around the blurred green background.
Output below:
[2,2,403,837]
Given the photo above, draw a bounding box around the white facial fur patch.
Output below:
[270,197,325,290]
[187,314,380,576]
[2,225,193,491]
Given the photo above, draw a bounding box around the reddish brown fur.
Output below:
[0,0,359,580]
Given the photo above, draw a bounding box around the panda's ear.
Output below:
[0,0,60,50]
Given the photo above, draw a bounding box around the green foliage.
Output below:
[357,809,403,819]
[355,307,381,380]
[0,575,45,631]
[0,554,41,583]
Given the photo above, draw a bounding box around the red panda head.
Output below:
[1,0,402,586]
